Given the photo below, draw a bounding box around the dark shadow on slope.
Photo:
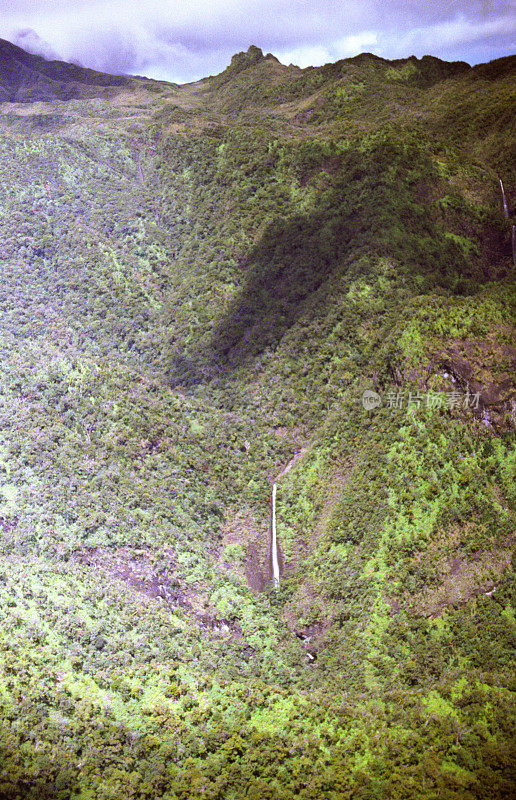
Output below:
[167,210,359,385]
[210,209,370,368]
[171,135,510,383]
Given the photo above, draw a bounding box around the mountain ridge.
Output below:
[0,35,514,800]
[0,36,135,102]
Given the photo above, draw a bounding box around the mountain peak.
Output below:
[227,45,279,75]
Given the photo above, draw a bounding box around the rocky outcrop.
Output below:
[227,45,279,76]
[441,345,516,430]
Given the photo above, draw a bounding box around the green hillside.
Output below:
[0,41,514,799]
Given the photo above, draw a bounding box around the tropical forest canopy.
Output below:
[0,38,514,799]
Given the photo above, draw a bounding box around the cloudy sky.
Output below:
[1,1,514,83]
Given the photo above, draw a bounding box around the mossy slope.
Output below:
[0,43,514,799]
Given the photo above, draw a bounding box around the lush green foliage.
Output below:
[0,44,514,798]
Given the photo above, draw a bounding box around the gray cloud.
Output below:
[12,28,61,61]
[0,1,514,83]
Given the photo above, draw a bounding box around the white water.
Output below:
[271,482,280,590]
[499,178,509,219]
[270,448,308,591]
[499,178,515,264]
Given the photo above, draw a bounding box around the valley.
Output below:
[0,39,514,799]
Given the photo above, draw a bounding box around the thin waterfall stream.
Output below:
[270,448,308,591]
[271,483,280,590]
[499,178,509,219]
[499,177,515,266]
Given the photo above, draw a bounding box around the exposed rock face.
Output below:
[394,335,515,432]
[228,45,279,75]
[442,345,516,430]
[0,37,131,102]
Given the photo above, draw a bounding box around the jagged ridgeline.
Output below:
[0,39,515,799]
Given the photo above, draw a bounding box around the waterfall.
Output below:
[271,482,280,590]
[499,178,514,265]
[499,178,509,219]
[270,448,308,591]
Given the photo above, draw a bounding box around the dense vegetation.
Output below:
[0,41,514,798]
